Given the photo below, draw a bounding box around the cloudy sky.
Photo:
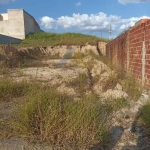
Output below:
[0,0,150,38]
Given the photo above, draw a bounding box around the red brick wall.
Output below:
[106,19,150,87]
[106,31,128,69]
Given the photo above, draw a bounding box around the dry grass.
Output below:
[11,83,109,148]
[0,78,110,149]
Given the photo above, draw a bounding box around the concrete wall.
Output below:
[0,20,9,36]
[0,9,41,41]
[106,19,150,87]
[8,9,25,39]
[0,34,21,44]
[23,10,41,36]
[1,13,8,20]
[0,9,25,39]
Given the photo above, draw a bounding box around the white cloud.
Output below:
[0,0,15,3]
[118,0,150,4]
[119,16,149,30]
[40,16,56,29]
[40,12,120,32]
[40,12,150,36]
[76,2,81,6]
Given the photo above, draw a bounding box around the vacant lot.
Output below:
[0,33,150,150]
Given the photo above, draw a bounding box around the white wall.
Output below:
[0,9,41,41]
[0,21,9,35]
[1,13,8,20]
[0,9,25,39]
[8,9,25,39]
[23,10,41,36]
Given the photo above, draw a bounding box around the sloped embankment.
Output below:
[0,44,99,67]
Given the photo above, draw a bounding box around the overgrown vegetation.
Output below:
[101,62,141,100]
[105,98,129,112]
[13,32,109,47]
[122,74,142,100]
[0,78,110,149]
[0,36,145,148]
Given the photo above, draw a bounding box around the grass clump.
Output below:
[101,61,142,100]
[122,74,141,100]
[67,72,89,95]
[71,52,86,59]
[141,101,150,134]
[105,98,129,112]
[12,87,109,149]
[0,78,29,101]
[102,73,118,92]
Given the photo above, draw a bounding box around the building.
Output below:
[0,9,41,43]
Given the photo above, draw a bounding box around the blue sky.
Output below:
[1,0,150,38]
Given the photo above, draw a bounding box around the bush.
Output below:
[12,87,110,149]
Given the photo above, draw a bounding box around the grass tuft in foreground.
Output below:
[10,86,109,149]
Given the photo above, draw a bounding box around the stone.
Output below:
[115,83,123,90]
[101,89,128,99]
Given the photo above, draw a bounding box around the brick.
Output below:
[145,69,150,74]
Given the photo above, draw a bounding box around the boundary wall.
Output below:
[106,19,150,87]
[0,9,41,41]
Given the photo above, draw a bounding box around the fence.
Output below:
[106,19,150,87]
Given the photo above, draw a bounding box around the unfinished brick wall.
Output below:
[106,19,150,87]
[106,31,128,70]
